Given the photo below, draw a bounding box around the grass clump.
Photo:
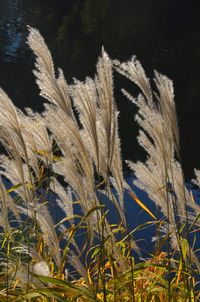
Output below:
[0,27,200,301]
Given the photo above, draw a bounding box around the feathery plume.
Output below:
[27,27,74,117]
[114,56,185,239]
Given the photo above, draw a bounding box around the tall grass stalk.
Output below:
[0,27,199,301]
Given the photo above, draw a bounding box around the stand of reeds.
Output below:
[0,27,200,302]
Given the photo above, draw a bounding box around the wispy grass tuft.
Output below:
[0,27,199,301]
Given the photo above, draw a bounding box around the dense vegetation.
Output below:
[0,27,200,301]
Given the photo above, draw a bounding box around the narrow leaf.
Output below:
[128,191,156,220]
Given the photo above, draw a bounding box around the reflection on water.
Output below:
[0,0,24,62]
[0,0,200,179]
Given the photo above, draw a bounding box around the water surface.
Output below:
[0,0,200,180]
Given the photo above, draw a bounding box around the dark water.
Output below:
[1,0,200,180]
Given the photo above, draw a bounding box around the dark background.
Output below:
[0,0,200,181]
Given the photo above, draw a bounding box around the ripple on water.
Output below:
[1,0,25,63]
